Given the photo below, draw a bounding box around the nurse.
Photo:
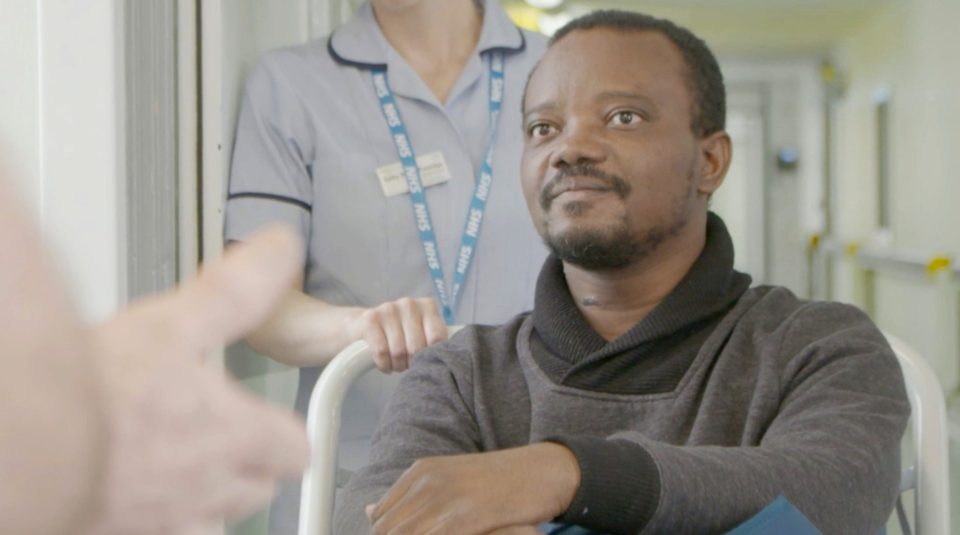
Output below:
[224,0,547,532]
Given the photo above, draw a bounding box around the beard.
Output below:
[544,211,681,270]
[540,168,695,271]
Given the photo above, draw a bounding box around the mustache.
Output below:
[539,164,632,210]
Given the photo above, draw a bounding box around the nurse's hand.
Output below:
[89,226,309,535]
[347,297,448,372]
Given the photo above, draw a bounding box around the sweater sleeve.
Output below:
[551,303,910,535]
[333,338,481,534]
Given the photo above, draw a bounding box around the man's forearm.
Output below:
[0,174,107,534]
[0,329,107,535]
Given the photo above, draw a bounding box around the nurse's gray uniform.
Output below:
[224,1,547,532]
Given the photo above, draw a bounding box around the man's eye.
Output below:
[611,111,641,126]
[529,123,556,138]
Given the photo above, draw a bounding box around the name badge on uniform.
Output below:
[375,151,451,197]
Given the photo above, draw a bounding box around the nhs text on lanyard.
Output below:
[371,52,505,325]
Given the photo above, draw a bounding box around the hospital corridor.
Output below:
[1,0,958,534]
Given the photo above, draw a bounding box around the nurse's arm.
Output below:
[245,273,448,372]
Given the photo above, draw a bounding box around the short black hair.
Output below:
[548,10,725,137]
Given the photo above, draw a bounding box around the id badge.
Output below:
[375,151,452,197]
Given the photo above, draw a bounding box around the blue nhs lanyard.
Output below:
[371,52,505,325]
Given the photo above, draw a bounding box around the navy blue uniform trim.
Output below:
[228,192,312,213]
[327,37,386,70]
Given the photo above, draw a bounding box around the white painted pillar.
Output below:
[1,0,126,321]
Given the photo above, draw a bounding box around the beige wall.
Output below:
[830,0,960,384]
[829,3,960,529]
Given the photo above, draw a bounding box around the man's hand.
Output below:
[365,443,581,535]
[345,296,448,372]
[89,226,310,535]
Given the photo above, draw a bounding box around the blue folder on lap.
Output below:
[725,496,823,535]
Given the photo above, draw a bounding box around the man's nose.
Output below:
[549,122,607,169]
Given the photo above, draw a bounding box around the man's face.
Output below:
[521,28,717,270]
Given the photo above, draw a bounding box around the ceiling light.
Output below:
[525,0,564,9]
[538,12,574,36]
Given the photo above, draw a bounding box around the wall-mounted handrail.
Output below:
[807,234,959,397]
[811,235,957,279]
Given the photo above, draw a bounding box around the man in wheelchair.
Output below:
[335,10,909,535]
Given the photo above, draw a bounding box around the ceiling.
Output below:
[503,0,899,55]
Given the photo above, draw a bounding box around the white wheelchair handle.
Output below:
[298,325,462,535]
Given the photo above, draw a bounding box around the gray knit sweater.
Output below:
[335,215,909,535]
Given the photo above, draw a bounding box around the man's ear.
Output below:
[697,131,732,196]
